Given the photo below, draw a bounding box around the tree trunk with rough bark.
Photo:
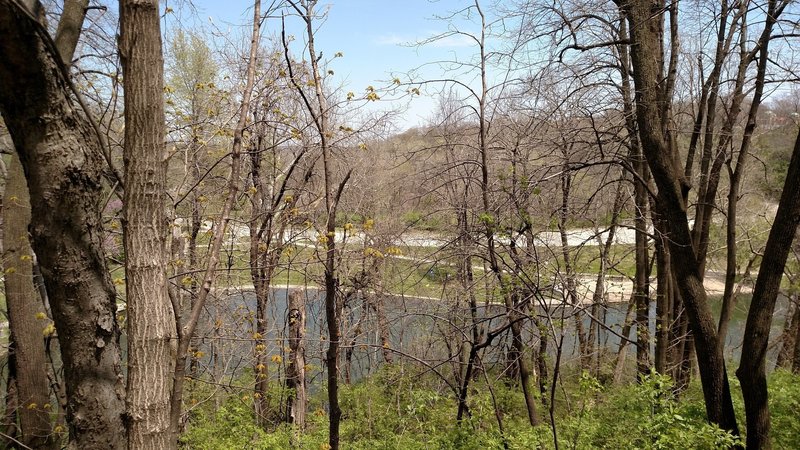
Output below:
[248,134,272,427]
[633,146,650,378]
[612,294,636,383]
[737,127,800,450]
[775,296,799,370]
[0,2,127,448]
[3,153,55,449]
[621,0,738,433]
[286,290,306,429]
[793,306,800,374]
[53,0,88,66]
[119,0,177,448]
[653,217,671,375]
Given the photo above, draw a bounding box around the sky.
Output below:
[166,0,489,130]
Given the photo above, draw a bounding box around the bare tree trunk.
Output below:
[622,0,738,432]
[248,134,272,427]
[187,138,202,378]
[612,294,636,383]
[793,306,800,374]
[510,290,538,426]
[0,2,127,447]
[3,343,20,448]
[653,216,671,375]
[616,9,644,382]
[455,206,480,423]
[283,2,353,447]
[119,1,176,448]
[53,0,88,66]
[557,167,588,368]
[170,0,260,439]
[252,250,278,426]
[633,147,651,378]
[3,153,55,448]
[737,127,800,450]
[775,296,798,370]
[372,295,393,364]
[286,290,306,429]
[514,320,538,426]
[535,319,549,403]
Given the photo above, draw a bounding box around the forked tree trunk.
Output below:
[622,0,738,433]
[0,2,127,447]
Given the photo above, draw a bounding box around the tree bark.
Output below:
[775,296,798,370]
[53,0,88,66]
[653,216,671,375]
[509,290,538,426]
[557,166,589,369]
[0,2,127,448]
[612,293,636,384]
[286,290,307,429]
[247,130,268,424]
[119,0,177,448]
[737,127,800,450]
[793,302,800,374]
[633,146,651,378]
[284,1,348,446]
[169,0,260,438]
[622,0,738,433]
[3,152,54,449]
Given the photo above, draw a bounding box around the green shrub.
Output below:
[768,369,800,449]
[179,365,800,449]
[574,370,741,449]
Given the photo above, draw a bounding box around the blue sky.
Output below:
[168,0,488,129]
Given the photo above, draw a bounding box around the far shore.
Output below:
[214,271,753,306]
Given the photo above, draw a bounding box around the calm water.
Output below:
[195,288,790,384]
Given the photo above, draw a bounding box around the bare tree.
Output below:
[738,126,800,449]
[3,152,55,449]
[0,1,126,447]
[286,290,307,429]
[169,0,261,440]
[119,0,177,447]
[620,0,738,433]
[283,2,354,447]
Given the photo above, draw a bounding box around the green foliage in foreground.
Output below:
[181,367,800,449]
